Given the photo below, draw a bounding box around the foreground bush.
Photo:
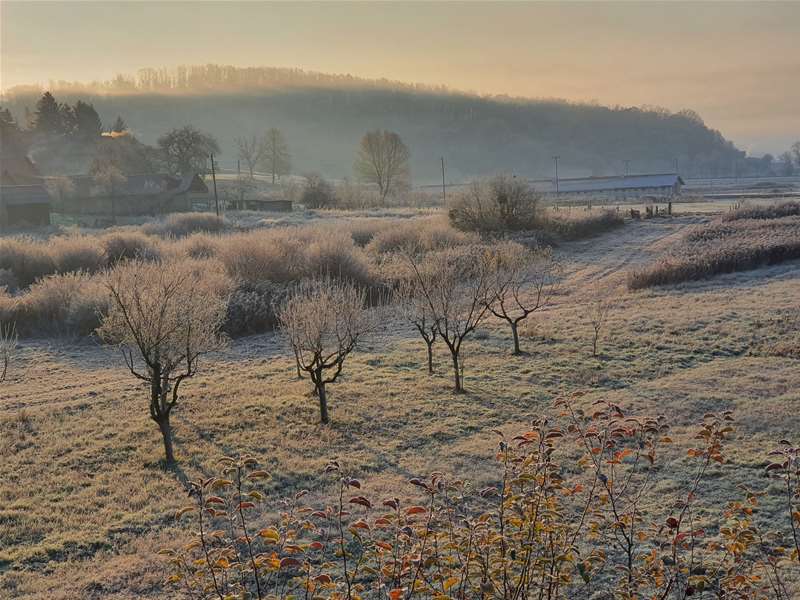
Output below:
[630,216,800,289]
[721,201,800,222]
[448,175,541,232]
[0,272,108,337]
[160,402,800,598]
[0,237,55,290]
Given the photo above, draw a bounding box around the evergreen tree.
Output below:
[74,101,103,140]
[32,92,62,135]
[59,103,77,136]
[110,115,127,133]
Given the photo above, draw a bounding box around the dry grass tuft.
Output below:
[629,216,800,289]
[141,212,228,238]
[721,200,800,222]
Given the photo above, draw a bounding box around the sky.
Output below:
[1,1,798,154]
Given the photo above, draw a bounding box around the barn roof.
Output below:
[540,173,684,194]
[0,184,52,206]
[69,173,208,196]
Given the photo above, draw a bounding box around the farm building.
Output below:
[539,173,684,198]
[62,173,212,217]
[0,185,52,228]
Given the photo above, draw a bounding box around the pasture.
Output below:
[1,209,799,598]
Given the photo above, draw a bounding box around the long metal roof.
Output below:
[539,173,684,194]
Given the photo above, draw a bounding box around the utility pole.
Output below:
[624,160,631,177]
[552,155,560,195]
[674,157,679,175]
[440,156,446,203]
[210,154,219,217]
[237,159,243,210]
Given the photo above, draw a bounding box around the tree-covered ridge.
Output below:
[1,64,747,180]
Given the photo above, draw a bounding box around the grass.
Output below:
[1,213,799,597]
[629,215,800,288]
[720,200,800,222]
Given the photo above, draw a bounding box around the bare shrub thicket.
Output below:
[404,245,492,392]
[100,230,162,265]
[365,217,477,256]
[48,235,106,274]
[160,404,800,599]
[218,227,376,289]
[278,278,372,424]
[0,237,55,290]
[484,241,559,354]
[448,174,541,232]
[97,260,229,464]
[142,212,227,238]
[0,272,108,337]
[629,217,800,289]
[301,173,337,209]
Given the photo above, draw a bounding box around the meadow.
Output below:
[1,206,799,598]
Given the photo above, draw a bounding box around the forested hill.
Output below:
[1,65,742,182]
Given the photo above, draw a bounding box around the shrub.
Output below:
[9,272,108,337]
[217,229,306,284]
[217,226,377,289]
[366,217,477,255]
[142,212,228,237]
[629,216,800,289]
[159,404,800,599]
[223,281,287,337]
[100,230,162,265]
[448,174,541,232]
[721,200,800,222]
[170,233,220,260]
[301,173,337,209]
[304,230,374,288]
[48,235,106,275]
[0,237,55,289]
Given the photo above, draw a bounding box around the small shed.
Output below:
[0,185,52,228]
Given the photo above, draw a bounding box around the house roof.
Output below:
[539,173,684,194]
[69,173,208,196]
[0,184,52,206]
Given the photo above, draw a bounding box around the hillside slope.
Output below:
[2,66,742,182]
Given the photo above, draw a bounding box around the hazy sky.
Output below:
[2,1,798,154]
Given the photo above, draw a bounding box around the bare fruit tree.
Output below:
[588,284,614,357]
[405,245,492,393]
[485,241,559,354]
[278,278,371,424]
[235,135,265,179]
[260,128,291,184]
[354,129,410,202]
[394,271,439,374]
[1,322,17,383]
[97,260,229,465]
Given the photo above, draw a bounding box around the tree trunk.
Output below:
[157,413,175,465]
[426,340,434,374]
[317,383,330,424]
[511,321,521,355]
[451,351,463,393]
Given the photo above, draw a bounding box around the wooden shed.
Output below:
[0,185,52,228]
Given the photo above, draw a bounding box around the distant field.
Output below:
[1,211,799,597]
